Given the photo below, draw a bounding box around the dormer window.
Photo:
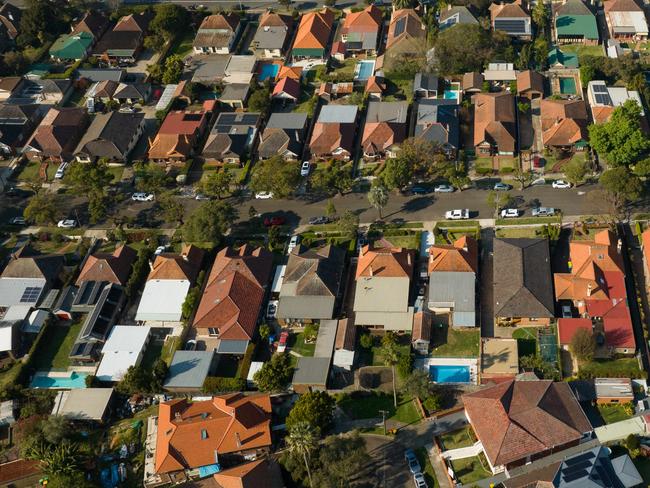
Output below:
[201,429,208,440]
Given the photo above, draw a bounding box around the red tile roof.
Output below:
[356,245,414,279]
[213,459,284,488]
[341,5,383,33]
[148,244,204,283]
[463,380,591,467]
[272,76,300,100]
[159,110,208,136]
[155,394,271,474]
[557,318,593,345]
[428,236,478,274]
[76,244,137,286]
[292,9,334,50]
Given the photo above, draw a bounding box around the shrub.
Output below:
[360,333,374,349]
[475,167,493,176]
[202,377,246,393]
[397,351,414,379]
[500,167,515,174]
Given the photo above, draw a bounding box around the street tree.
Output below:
[182,200,237,245]
[23,191,60,225]
[250,156,300,198]
[286,422,317,488]
[136,163,170,194]
[368,181,389,220]
[382,157,412,191]
[149,4,190,42]
[312,433,370,487]
[487,190,513,219]
[200,170,232,199]
[311,160,353,195]
[254,353,293,392]
[570,328,596,362]
[158,192,184,225]
[564,156,589,186]
[380,334,400,408]
[286,391,335,434]
[337,210,358,240]
[598,167,642,219]
[325,199,337,220]
[512,168,534,190]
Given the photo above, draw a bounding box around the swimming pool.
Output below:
[354,60,375,80]
[429,365,470,383]
[258,63,280,82]
[31,371,88,389]
[559,77,577,95]
[444,90,459,100]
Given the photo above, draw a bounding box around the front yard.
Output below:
[430,326,480,358]
[14,160,56,182]
[450,453,492,485]
[415,447,440,488]
[597,403,635,424]
[336,391,421,426]
[439,426,477,450]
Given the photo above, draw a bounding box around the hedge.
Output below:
[44,59,82,80]
[202,376,246,393]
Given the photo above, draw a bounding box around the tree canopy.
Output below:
[24,191,60,225]
[182,200,237,244]
[250,156,300,198]
[254,353,293,392]
[598,167,642,218]
[570,328,596,362]
[286,391,335,434]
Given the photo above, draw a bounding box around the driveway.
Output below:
[479,227,495,338]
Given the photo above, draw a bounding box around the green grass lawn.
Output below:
[578,358,643,379]
[169,30,195,58]
[379,232,421,250]
[415,447,440,488]
[512,327,538,357]
[439,426,477,450]
[14,160,56,182]
[289,332,315,357]
[496,216,561,226]
[435,220,480,229]
[496,227,544,238]
[31,319,83,371]
[561,43,604,59]
[140,340,163,371]
[598,403,634,424]
[337,391,421,425]
[430,326,480,358]
[450,453,492,485]
[107,166,124,183]
[370,340,411,366]
[161,335,181,366]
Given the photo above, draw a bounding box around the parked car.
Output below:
[562,304,572,318]
[434,184,455,193]
[493,182,511,191]
[405,449,421,475]
[57,219,77,228]
[500,208,519,218]
[185,340,197,351]
[132,192,154,202]
[54,162,68,179]
[154,245,168,255]
[195,193,210,200]
[267,300,279,319]
[445,209,469,220]
[308,216,329,225]
[118,105,136,113]
[300,161,311,177]
[357,235,368,253]
[9,216,26,225]
[552,180,572,189]
[277,331,289,352]
[410,185,430,195]
[532,207,555,217]
[264,216,286,227]
[413,473,427,488]
[288,235,301,253]
[255,191,273,199]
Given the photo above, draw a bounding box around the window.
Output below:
[201,429,208,440]
[208,328,219,337]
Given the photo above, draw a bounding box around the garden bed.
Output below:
[598,403,634,424]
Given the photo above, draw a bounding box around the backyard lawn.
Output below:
[169,30,195,58]
[289,332,315,357]
[578,358,643,379]
[370,338,411,366]
[415,447,440,488]
[438,426,477,450]
[430,326,480,357]
[337,391,421,425]
[31,319,83,371]
[512,327,538,357]
[561,43,604,60]
[598,403,634,424]
[450,453,492,485]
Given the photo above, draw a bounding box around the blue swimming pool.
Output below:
[258,63,280,82]
[355,60,375,80]
[444,90,459,100]
[429,365,470,383]
[31,371,88,389]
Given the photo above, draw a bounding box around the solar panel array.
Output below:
[593,93,612,105]
[20,286,42,303]
[592,84,609,94]
[495,19,527,33]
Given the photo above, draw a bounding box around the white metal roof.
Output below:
[0,323,13,353]
[155,84,178,111]
[609,11,648,35]
[247,361,265,384]
[135,280,191,322]
[272,265,286,294]
[318,105,358,123]
[96,325,150,381]
[0,277,46,307]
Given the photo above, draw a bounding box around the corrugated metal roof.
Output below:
[164,351,215,389]
[428,271,475,313]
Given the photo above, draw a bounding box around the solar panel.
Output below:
[20,286,42,303]
[594,93,612,105]
[562,469,588,482]
[394,17,406,37]
[592,84,609,93]
[495,19,527,33]
[564,452,596,466]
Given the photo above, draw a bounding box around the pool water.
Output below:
[429,365,470,383]
[258,63,280,82]
[354,60,375,80]
[559,77,577,94]
[31,371,88,389]
[444,90,459,100]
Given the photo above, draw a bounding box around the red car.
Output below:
[264,216,286,227]
[277,332,289,352]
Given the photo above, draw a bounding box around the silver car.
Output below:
[532,207,555,217]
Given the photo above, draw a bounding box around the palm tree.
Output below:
[287,422,317,487]
[368,182,389,220]
[381,336,400,408]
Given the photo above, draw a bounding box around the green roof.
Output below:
[555,14,599,40]
[547,47,579,68]
[50,31,93,61]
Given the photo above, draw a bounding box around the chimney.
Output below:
[235,432,242,449]
[369,266,373,277]
[149,260,154,270]
[181,253,188,262]
[407,253,412,266]
[617,239,622,254]
[587,282,592,297]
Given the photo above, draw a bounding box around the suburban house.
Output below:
[587,80,644,124]
[193,246,273,355]
[74,111,145,164]
[290,9,334,61]
[362,101,408,160]
[463,379,592,474]
[153,394,272,478]
[462,71,484,94]
[23,107,89,162]
[353,245,415,332]
[277,64,302,81]
[202,112,261,166]
[277,244,346,322]
[385,9,426,59]
[490,0,532,38]
[473,92,517,156]
[72,11,110,41]
[493,238,555,327]
[553,0,599,44]
[92,12,152,64]
[0,3,21,52]
[337,5,383,57]
[365,75,386,100]
[333,318,356,371]
[95,325,151,382]
[14,79,73,106]
[439,5,478,31]
[135,245,204,327]
[0,246,63,308]
[213,459,285,488]
[193,13,241,54]
[272,76,300,103]
[427,236,478,327]
[292,356,331,393]
[0,104,40,155]
[413,72,438,98]
[148,110,210,166]
[414,99,460,157]
[49,31,94,61]
[0,76,23,101]
[86,79,151,104]
[540,99,589,152]
[251,10,293,58]
[257,112,308,161]
[516,70,545,99]
[502,445,643,488]
[604,0,648,41]
[76,245,136,288]
[554,229,636,355]
[309,104,358,161]
[51,388,114,423]
[219,83,250,109]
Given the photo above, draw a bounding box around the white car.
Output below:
[500,208,519,218]
[434,184,454,193]
[287,235,301,253]
[195,193,210,200]
[57,219,77,228]
[267,300,279,319]
[255,191,273,199]
[552,180,572,189]
[413,473,427,488]
[445,209,469,220]
[9,216,26,225]
[300,161,311,177]
[54,162,68,180]
[154,245,168,255]
[131,192,154,202]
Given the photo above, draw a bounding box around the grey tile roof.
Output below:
[266,112,308,130]
[366,101,409,124]
[413,72,438,92]
[292,356,330,386]
[414,99,459,149]
[75,111,144,160]
[77,68,126,82]
[318,104,358,123]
